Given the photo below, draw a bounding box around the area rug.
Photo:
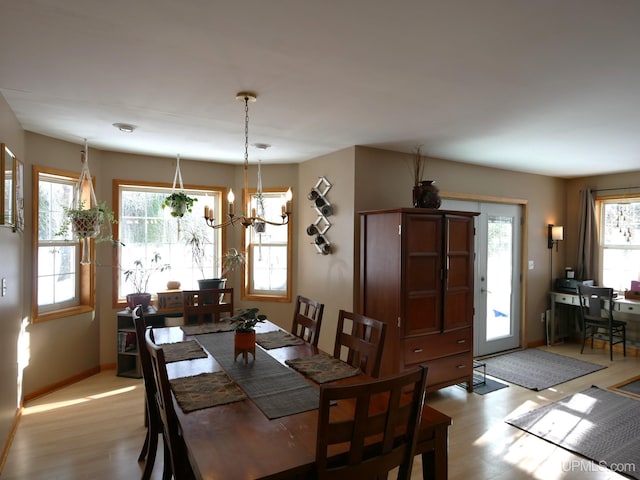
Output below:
[483,349,606,391]
[611,375,640,399]
[506,386,640,479]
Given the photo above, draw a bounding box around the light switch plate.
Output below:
[528,260,534,270]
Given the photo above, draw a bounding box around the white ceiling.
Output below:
[2,0,640,178]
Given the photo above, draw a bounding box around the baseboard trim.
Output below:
[0,407,22,475]
[23,366,101,403]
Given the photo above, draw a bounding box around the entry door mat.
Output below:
[611,375,640,399]
[483,349,606,391]
[472,375,509,395]
[506,386,640,479]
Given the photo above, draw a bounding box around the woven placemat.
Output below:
[181,320,236,336]
[159,340,207,363]
[285,354,360,384]
[170,372,247,413]
[256,330,305,349]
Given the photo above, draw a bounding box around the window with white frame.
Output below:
[599,197,640,292]
[35,167,91,319]
[243,188,291,301]
[115,181,223,304]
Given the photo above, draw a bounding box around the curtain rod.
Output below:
[591,186,640,193]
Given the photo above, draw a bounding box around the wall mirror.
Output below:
[1,143,15,227]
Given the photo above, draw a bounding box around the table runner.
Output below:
[159,340,207,363]
[180,320,236,336]
[196,332,319,419]
[285,353,360,384]
[256,330,305,349]
[170,372,246,413]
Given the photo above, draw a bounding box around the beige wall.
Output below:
[0,94,25,459]
[297,147,356,353]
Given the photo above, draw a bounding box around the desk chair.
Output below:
[182,288,234,325]
[577,284,626,361]
[316,365,429,480]
[145,329,195,480]
[291,295,325,346]
[132,306,165,480]
[334,310,387,378]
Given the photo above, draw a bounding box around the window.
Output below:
[115,181,223,305]
[34,166,93,320]
[242,188,292,301]
[599,197,640,292]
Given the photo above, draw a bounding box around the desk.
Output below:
[153,322,451,480]
[548,291,640,346]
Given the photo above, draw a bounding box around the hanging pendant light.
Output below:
[204,91,292,230]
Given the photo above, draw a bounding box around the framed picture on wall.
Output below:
[1,143,16,227]
[14,157,24,232]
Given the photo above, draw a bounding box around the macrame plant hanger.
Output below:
[72,140,109,264]
[171,154,186,236]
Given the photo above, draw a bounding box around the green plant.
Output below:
[163,192,197,218]
[57,200,117,241]
[411,144,427,187]
[123,252,171,293]
[222,247,245,276]
[229,308,267,333]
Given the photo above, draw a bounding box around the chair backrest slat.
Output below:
[316,365,428,480]
[333,310,387,378]
[291,295,324,346]
[182,288,234,324]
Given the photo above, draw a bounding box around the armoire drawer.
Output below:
[403,328,471,364]
[417,352,473,386]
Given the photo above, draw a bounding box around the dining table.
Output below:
[152,319,452,480]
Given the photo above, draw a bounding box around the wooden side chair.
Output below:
[291,295,325,346]
[334,310,387,378]
[132,306,166,480]
[182,288,234,325]
[577,284,626,361]
[316,365,429,480]
[145,328,195,480]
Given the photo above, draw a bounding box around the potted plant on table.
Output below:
[229,308,267,363]
[123,252,171,310]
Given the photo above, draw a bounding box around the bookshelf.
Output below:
[116,307,180,378]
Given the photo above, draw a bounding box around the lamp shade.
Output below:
[551,225,564,241]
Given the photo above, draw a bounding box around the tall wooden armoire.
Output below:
[359,208,477,392]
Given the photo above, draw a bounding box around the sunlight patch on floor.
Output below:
[22,385,138,415]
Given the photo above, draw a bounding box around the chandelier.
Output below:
[204,91,292,230]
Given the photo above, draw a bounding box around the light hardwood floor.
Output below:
[2,343,638,479]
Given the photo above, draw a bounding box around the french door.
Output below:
[441,200,522,356]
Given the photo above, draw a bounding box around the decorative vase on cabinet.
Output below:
[412,180,441,209]
[359,208,478,392]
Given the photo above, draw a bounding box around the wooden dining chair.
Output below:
[182,288,234,325]
[577,284,626,361]
[316,364,429,480]
[145,328,196,480]
[132,306,166,480]
[334,310,387,378]
[291,295,325,346]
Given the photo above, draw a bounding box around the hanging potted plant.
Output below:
[123,252,171,310]
[56,142,119,263]
[163,191,197,218]
[229,308,267,363]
